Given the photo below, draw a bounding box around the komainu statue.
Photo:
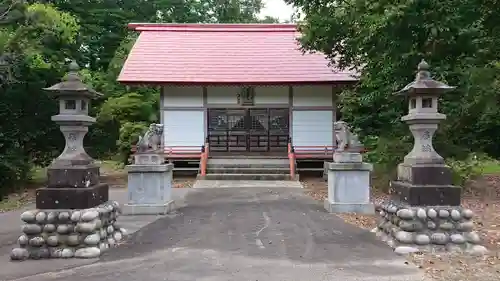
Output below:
[334,121,363,152]
[136,123,164,153]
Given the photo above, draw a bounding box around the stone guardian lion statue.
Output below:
[334,121,363,152]
[136,123,164,153]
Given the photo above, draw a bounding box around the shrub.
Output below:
[116,122,148,165]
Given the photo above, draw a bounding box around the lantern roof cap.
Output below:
[396,60,455,95]
[43,61,102,98]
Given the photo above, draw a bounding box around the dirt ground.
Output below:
[302,176,500,281]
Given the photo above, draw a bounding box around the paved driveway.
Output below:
[4,187,424,281]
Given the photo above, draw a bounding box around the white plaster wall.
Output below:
[292,85,333,107]
[292,110,333,147]
[163,111,205,147]
[163,86,203,107]
[206,86,239,104]
[254,86,289,104]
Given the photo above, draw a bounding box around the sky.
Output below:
[259,0,296,22]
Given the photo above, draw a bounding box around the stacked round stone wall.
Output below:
[10,201,126,261]
[375,202,487,255]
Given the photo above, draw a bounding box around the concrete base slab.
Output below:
[192,180,303,189]
[122,201,175,215]
[324,200,375,214]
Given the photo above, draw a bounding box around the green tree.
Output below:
[287,0,500,161]
[258,15,280,23]
[0,2,80,197]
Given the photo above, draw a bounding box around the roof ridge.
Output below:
[128,23,297,32]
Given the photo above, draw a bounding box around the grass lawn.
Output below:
[478,160,500,175]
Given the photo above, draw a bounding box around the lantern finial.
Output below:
[416,60,430,80]
[417,60,429,71]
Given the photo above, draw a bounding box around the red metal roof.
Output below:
[118,23,358,84]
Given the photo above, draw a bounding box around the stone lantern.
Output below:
[10,61,125,261]
[374,60,486,255]
[37,61,108,209]
[392,60,460,206]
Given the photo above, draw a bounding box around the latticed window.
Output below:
[228,115,245,130]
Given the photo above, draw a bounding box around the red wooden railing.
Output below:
[164,146,203,158]
[287,140,296,180]
[130,145,203,160]
[293,145,336,159]
[199,139,209,176]
[292,145,369,159]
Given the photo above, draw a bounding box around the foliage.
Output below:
[0,2,80,198]
[447,154,483,187]
[446,153,500,190]
[99,92,158,123]
[117,122,149,165]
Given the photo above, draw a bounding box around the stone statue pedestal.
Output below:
[122,159,174,215]
[324,152,374,214]
[333,151,363,163]
[133,153,164,165]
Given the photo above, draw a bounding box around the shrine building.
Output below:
[118,23,358,172]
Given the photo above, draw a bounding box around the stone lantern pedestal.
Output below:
[374,61,486,255]
[10,62,126,261]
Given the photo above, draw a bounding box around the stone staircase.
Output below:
[197,157,296,181]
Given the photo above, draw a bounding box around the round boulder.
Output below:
[395,231,413,244]
[84,233,101,246]
[438,209,450,218]
[427,208,437,219]
[58,212,70,222]
[416,208,427,220]
[75,247,101,259]
[414,234,430,245]
[462,209,474,219]
[430,233,449,245]
[20,211,36,223]
[71,211,82,222]
[18,234,29,246]
[81,210,99,222]
[61,248,75,258]
[10,248,29,261]
[450,209,461,221]
[35,211,47,224]
[22,224,42,235]
[396,209,414,220]
[450,234,466,244]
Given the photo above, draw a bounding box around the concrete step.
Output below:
[207,163,289,169]
[199,173,295,181]
[207,167,290,174]
[192,180,304,188]
[207,158,289,166]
